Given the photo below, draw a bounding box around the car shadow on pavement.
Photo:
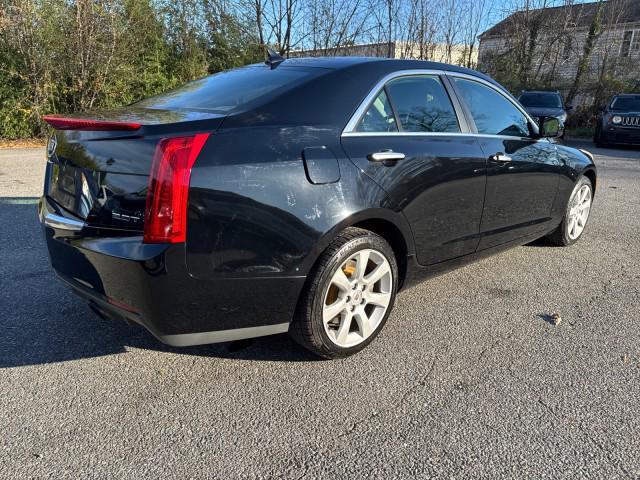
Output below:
[564,139,640,160]
[0,199,320,369]
[524,237,558,248]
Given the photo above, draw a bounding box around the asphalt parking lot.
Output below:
[1,141,639,479]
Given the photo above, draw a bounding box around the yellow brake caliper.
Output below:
[326,260,357,320]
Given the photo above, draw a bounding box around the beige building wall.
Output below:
[290,42,477,67]
[478,22,640,82]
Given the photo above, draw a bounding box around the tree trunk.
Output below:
[565,0,605,106]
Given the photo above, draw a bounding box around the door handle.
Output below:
[489,152,512,164]
[367,150,406,162]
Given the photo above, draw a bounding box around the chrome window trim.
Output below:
[342,131,541,141]
[341,69,541,140]
[446,71,540,136]
[342,69,451,135]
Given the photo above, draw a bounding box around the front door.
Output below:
[341,73,487,265]
[449,76,561,250]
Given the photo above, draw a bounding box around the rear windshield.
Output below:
[518,92,563,109]
[134,66,322,113]
[610,96,640,111]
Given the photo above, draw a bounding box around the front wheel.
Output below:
[545,176,593,246]
[290,227,398,359]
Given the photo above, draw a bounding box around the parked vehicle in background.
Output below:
[594,94,640,148]
[517,90,569,138]
[38,56,597,359]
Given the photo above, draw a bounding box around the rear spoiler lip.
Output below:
[42,115,142,131]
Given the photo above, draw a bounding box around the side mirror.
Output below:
[538,116,561,138]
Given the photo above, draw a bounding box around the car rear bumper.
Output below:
[40,197,302,346]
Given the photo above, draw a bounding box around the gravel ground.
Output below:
[0,141,639,479]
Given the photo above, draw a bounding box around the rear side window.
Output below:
[386,76,460,133]
[453,78,530,137]
[135,66,319,113]
[356,90,398,132]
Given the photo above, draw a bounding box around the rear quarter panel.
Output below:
[186,125,412,279]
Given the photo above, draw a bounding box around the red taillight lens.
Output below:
[42,115,141,131]
[143,133,210,244]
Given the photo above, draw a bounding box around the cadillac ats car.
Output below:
[39,56,597,358]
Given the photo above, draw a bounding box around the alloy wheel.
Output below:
[322,248,393,348]
[567,183,592,240]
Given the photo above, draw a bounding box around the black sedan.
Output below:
[39,56,597,359]
[594,94,640,147]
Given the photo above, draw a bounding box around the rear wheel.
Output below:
[545,176,593,246]
[290,227,398,359]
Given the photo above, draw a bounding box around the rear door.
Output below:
[341,72,487,265]
[448,75,561,250]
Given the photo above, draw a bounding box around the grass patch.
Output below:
[0,138,47,149]
[565,127,595,139]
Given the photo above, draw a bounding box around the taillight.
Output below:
[143,134,210,243]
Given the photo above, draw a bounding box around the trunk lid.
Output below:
[44,107,223,231]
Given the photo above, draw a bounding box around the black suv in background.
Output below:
[518,90,569,138]
[594,94,640,147]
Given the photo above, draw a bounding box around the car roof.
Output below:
[250,56,495,83]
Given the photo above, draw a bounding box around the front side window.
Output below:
[355,90,398,133]
[454,78,530,137]
[385,75,460,133]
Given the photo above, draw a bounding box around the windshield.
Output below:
[610,96,640,112]
[134,66,322,113]
[518,92,563,109]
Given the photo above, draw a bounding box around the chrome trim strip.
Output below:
[157,322,290,347]
[343,131,471,138]
[39,198,85,231]
[342,131,538,141]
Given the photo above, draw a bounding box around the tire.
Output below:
[594,127,606,148]
[290,227,398,359]
[545,176,594,246]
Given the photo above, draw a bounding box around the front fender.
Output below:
[553,145,598,217]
